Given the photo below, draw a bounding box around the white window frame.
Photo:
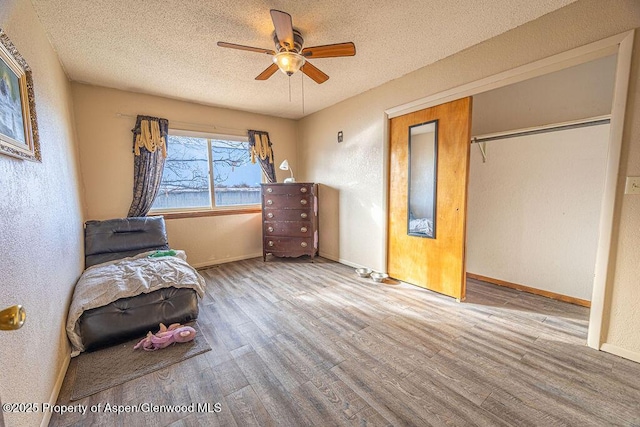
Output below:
[149,128,263,215]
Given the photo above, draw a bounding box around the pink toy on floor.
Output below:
[134,323,196,351]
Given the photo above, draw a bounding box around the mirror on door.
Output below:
[408,120,438,238]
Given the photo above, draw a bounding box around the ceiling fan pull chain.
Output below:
[288,76,292,102]
[302,73,305,115]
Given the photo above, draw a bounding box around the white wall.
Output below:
[0,1,85,426]
[472,54,616,135]
[164,213,262,267]
[466,124,610,300]
[71,83,298,267]
[466,55,615,302]
[298,0,640,358]
[299,102,385,267]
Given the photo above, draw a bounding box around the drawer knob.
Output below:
[267,226,274,232]
[267,212,274,218]
[300,187,308,193]
[300,227,307,233]
[267,199,273,205]
[268,241,274,247]
[300,213,307,219]
[301,242,308,248]
[300,199,307,205]
[267,188,273,193]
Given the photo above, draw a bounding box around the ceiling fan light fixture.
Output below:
[273,51,306,76]
[218,10,354,84]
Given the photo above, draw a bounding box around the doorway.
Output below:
[465,53,616,307]
[384,31,634,350]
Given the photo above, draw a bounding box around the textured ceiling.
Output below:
[31,0,576,119]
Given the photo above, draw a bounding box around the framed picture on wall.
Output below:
[0,28,40,162]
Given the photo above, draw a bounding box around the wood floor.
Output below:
[51,257,640,426]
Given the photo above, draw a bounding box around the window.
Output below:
[150,131,262,212]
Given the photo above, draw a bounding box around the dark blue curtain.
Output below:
[127,115,169,217]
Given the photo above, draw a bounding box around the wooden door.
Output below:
[387,97,472,300]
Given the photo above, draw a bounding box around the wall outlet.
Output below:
[625,177,640,195]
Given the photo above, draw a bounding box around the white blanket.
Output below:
[409,217,433,236]
[66,250,206,356]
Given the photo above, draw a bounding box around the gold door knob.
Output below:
[301,227,307,233]
[267,199,273,205]
[300,242,308,248]
[300,199,307,205]
[267,213,274,218]
[301,213,307,219]
[0,305,26,331]
[267,188,273,193]
[267,227,274,232]
[300,187,308,193]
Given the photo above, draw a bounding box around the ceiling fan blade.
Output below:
[255,63,279,80]
[217,41,274,55]
[301,62,329,84]
[270,9,294,50]
[302,42,356,58]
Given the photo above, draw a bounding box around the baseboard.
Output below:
[40,352,70,427]
[193,253,263,269]
[319,252,371,270]
[600,343,640,364]
[319,251,339,263]
[466,272,591,307]
[195,251,369,270]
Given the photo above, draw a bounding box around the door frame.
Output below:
[383,30,634,351]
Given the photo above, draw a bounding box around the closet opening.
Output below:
[466,54,617,311]
[384,30,634,350]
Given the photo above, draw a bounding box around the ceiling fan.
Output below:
[217,9,356,84]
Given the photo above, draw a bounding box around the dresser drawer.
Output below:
[263,237,315,253]
[264,221,312,237]
[264,209,313,221]
[263,194,313,209]
[263,184,313,195]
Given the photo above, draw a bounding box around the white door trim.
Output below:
[384,30,635,351]
[588,30,634,349]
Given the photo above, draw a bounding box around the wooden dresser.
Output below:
[261,183,318,261]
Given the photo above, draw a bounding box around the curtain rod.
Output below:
[471,116,611,144]
[115,113,248,136]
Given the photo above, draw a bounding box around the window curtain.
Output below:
[248,130,276,183]
[127,115,169,217]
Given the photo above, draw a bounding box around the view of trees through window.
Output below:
[151,134,262,210]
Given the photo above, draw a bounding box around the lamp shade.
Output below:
[279,159,295,183]
[273,52,306,76]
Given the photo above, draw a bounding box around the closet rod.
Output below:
[115,113,248,136]
[471,117,610,144]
